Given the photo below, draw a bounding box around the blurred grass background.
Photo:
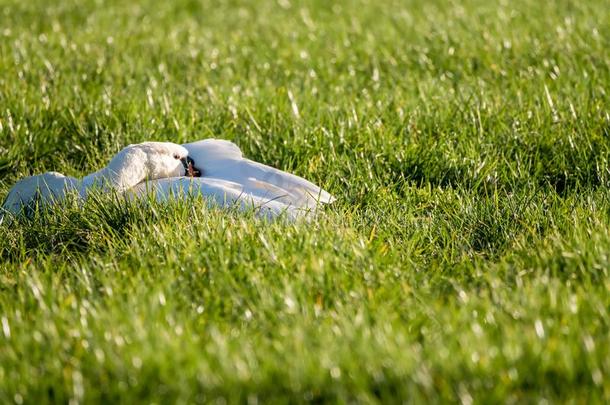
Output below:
[0,0,609,402]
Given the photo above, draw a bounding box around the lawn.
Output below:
[1,0,609,402]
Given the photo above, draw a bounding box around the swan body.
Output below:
[1,172,79,215]
[182,139,335,208]
[131,177,304,221]
[2,139,334,221]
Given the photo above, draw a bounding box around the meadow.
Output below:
[0,0,609,402]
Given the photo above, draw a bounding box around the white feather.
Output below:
[2,172,79,215]
[130,177,305,221]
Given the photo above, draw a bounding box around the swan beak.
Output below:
[181,157,202,177]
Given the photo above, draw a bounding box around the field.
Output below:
[1,0,609,402]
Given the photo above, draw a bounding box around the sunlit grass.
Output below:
[1,0,609,402]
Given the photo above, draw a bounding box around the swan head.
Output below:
[100,142,202,192]
[134,142,192,179]
[133,142,202,178]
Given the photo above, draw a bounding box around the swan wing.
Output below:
[182,139,243,163]
[130,177,305,221]
[224,159,335,207]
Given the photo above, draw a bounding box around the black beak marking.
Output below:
[180,157,189,173]
[181,156,202,177]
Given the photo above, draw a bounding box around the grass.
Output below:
[1,0,609,402]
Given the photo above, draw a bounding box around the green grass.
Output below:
[1,0,609,402]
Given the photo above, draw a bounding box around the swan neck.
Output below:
[80,167,125,195]
[80,156,147,196]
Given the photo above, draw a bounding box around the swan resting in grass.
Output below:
[1,139,335,221]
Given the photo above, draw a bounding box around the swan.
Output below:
[1,139,334,221]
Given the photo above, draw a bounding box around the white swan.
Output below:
[2,139,334,221]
